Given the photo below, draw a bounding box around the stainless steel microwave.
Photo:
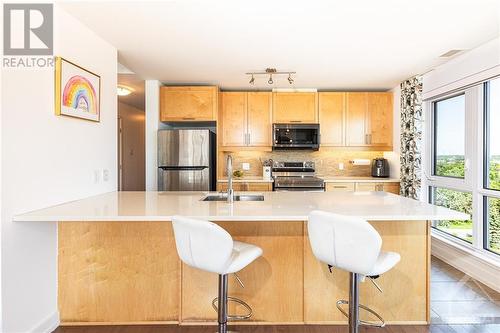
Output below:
[272,123,320,150]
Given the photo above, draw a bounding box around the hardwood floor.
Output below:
[54,257,500,333]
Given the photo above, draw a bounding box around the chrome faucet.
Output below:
[226,154,234,203]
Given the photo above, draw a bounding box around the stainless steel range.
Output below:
[272,161,325,192]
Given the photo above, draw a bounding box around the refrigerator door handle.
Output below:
[159,166,208,171]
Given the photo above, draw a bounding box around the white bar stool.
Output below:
[307,210,401,333]
[171,216,263,333]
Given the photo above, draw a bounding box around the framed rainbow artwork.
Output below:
[55,57,101,122]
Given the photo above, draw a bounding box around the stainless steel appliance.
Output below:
[272,161,325,192]
[371,158,390,178]
[272,124,320,150]
[158,129,216,191]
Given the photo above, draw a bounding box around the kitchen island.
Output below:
[15,191,468,326]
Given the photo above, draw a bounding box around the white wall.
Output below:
[1,5,117,333]
[145,80,160,191]
[119,102,145,190]
[384,85,401,180]
[423,37,500,99]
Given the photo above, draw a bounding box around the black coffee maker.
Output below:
[371,158,390,178]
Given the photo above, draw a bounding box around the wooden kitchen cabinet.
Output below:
[346,92,393,148]
[325,182,355,191]
[160,86,218,121]
[220,92,247,146]
[220,92,272,148]
[355,182,400,194]
[319,92,345,146]
[367,92,393,147]
[272,92,318,123]
[217,182,272,191]
[247,92,272,146]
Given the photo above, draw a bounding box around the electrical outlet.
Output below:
[338,162,344,170]
[242,162,250,171]
[102,169,109,182]
[94,170,101,184]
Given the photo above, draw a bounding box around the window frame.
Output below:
[424,78,500,260]
[431,93,467,180]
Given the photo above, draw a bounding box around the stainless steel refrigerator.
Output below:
[158,129,216,191]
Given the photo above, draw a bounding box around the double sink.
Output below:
[201,194,264,202]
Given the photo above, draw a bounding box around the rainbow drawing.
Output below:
[62,75,98,114]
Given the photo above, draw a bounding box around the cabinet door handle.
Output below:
[365,134,369,144]
[247,133,251,145]
[182,117,195,120]
[333,186,347,188]
[369,133,372,144]
[290,120,302,123]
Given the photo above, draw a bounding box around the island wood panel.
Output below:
[181,221,304,324]
[58,222,180,323]
[304,220,430,324]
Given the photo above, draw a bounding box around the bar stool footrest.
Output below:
[212,296,253,321]
[336,299,386,328]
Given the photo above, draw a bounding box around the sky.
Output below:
[435,80,500,156]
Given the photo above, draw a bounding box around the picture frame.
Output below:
[55,57,101,122]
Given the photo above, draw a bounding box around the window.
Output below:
[484,79,500,191]
[430,187,473,243]
[484,197,500,254]
[427,77,500,259]
[433,94,466,178]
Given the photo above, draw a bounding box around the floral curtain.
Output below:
[400,76,423,200]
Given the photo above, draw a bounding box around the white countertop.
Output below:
[13,191,468,222]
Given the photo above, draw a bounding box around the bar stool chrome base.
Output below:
[338,273,386,333]
[212,274,253,333]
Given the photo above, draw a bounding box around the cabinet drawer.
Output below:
[355,182,400,193]
[217,182,272,192]
[326,182,355,192]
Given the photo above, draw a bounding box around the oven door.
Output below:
[273,124,319,150]
[274,187,325,192]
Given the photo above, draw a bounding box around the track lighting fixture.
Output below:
[245,68,296,86]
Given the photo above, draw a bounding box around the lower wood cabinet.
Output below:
[217,182,272,192]
[326,181,400,194]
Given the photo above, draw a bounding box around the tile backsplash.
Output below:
[221,150,389,177]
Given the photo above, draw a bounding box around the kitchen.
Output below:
[2,2,500,333]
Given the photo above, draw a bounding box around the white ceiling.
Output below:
[60,0,500,90]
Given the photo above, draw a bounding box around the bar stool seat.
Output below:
[307,210,401,333]
[171,216,262,333]
[225,241,263,274]
[366,251,401,276]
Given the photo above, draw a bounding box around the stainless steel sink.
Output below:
[201,194,264,202]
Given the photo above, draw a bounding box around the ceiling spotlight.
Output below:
[117,85,133,96]
[246,68,296,86]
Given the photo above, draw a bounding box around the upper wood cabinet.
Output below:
[346,92,393,148]
[319,92,345,146]
[272,92,318,123]
[160,86,218,121]
[220,92,272,148]
[247,92,272,146]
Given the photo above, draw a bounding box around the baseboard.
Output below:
[432,235,500,293]
[29,311,60,333]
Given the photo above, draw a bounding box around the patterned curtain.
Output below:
[400,76,423,199]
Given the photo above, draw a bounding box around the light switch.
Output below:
[103,169,109,182]
[339,163,344,170]
[242,163,250,171]
[94,170,101,183]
